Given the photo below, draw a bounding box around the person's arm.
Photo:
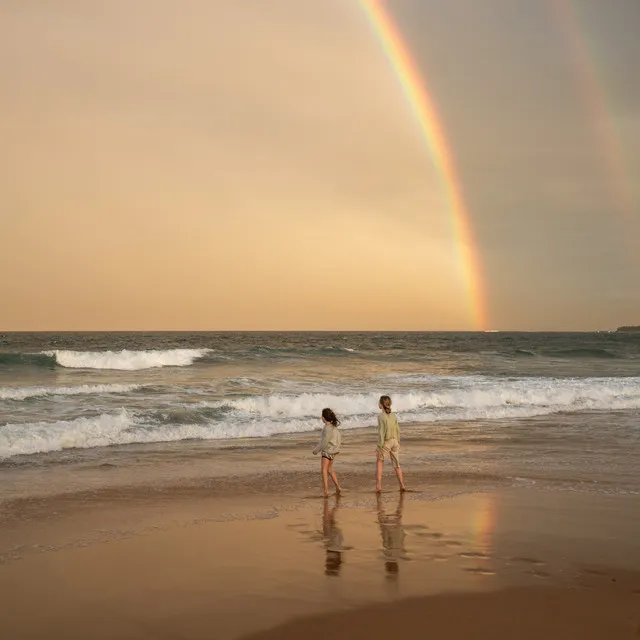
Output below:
[313,426,329,455]
[377,414,386,449]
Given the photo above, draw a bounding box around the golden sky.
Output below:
[1,0,639,330]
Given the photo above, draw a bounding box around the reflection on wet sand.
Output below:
[323,496,344,576]
[377,492,408,577]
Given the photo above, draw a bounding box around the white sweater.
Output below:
[313,424,342,456]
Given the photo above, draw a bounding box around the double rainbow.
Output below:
[359,0,488,330]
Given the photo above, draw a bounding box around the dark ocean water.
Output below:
[0,331,639,494]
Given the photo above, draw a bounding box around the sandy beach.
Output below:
[2,441,639,639]
[3,0,640,628]
[1,332,639,638]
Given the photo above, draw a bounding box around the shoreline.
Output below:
[3,410,639,506]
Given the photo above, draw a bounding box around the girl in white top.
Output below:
[313,408,343,497]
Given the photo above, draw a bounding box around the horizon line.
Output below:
[0,328,630,334]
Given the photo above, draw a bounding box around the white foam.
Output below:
[0,411,322,457]
[0,384,143,401]
[2,376,639,457]
[200,376,640,422]
[44,349,210,370]
[0,410,137,457]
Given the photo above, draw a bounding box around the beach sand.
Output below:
[1,454,639,640]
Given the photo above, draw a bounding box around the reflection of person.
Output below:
[313,408,342,497]
[377,492,406,577]
[376,395,406,493]
[323,495,344,576]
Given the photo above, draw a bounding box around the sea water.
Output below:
[1,332,638,494]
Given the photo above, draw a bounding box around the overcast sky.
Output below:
[1,0,638,331]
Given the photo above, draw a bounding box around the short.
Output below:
[321,452,338,461]
[377,439,400,468]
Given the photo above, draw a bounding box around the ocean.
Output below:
[1,331,639,498]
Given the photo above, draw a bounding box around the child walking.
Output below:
[313,408,342,497]
[376,395,406,493]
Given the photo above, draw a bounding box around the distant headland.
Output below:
[616,325,640,333]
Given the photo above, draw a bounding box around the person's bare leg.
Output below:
[376,457,384,492]
[328,460,341,494]
[394,466,406,491]
[321,457,330,497]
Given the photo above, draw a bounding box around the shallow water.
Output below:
[1,331,638,498]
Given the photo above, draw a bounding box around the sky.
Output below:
[1,0,639,331]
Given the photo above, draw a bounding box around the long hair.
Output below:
[379,395,392,414]
[322,407,340,427]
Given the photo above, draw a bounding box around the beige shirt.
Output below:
[377,411,400,448]
[313,423,342,456]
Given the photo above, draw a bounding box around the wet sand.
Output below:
[246,579,640,640]
[1,466,639,639]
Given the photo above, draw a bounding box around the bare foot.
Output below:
[376,488,382,493]
[400,486,407,492]
[336,488,342,496]
[323,492,329,498]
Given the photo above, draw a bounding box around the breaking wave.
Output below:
[2,376,639,457]
[43,349,211,370]
[0,384,143,402]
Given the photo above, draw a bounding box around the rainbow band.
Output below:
[548,1,637,232]
[359,0,488,330]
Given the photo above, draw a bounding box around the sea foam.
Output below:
[43,349,210,370]
[0,383,143,401]
[2,376,639,458]
[203,376,640,419]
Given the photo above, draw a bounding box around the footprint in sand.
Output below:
[459,552,491,560]
[429,554,450,562]
[444,540,463,547]
[509,556,546,566]
[464,567,495,576]
[530,569,551,579]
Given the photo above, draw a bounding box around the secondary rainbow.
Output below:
[359,0,488,330]
[547,1,637,254]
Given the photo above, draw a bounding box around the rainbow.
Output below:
[359,0,488,330]
[548,1,637,235]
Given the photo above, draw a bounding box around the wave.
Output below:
[546,348,618,359]
[197,376,640,421]
[2,376,639,457]
[1,343,630,371]
[0,353,58,368]
[0,384,143,402]
[1,410,141,457]
[244,345,359,358]
[43,349,211,370]
[0,410,333,457]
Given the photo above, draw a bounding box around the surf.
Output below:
[0,384,143,402]
[3,375,639,458]
[42,348,211,370]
